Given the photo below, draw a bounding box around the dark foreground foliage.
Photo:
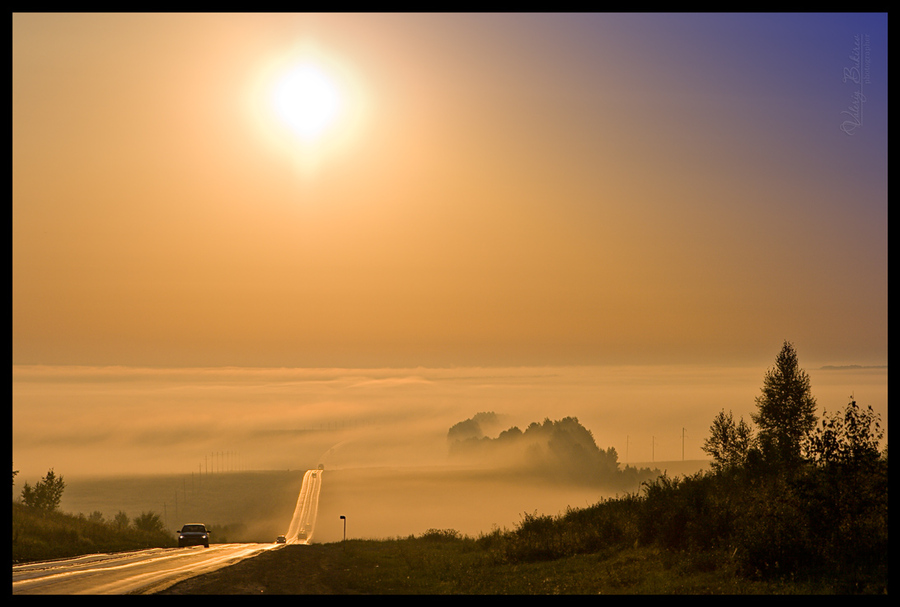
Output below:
[164,481,886,596]
[476,456,888,594]
[12,502,177,563]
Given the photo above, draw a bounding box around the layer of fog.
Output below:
[12,364,887,539]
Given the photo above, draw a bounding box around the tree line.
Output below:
[447,412,659,489]
[701,340,885,473]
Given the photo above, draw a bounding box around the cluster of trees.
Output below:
[448,413,658,488]
[85,510,167,534]
[692,341,887,587]
[447,411,504,445]
[18,469,66,512]
[701,341,885,472]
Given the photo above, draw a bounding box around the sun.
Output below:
[250,43,367,176]
[272,63,342,143]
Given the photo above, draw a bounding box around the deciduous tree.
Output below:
[133,511,165,534]
[702,409,755,471]
[113,511,130,529]
[803,398,883,468]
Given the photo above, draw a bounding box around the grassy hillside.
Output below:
[163,456,888,595]
[12,502,177,563]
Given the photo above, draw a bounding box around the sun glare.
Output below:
[250,43,367,176]
[273,64,342,142]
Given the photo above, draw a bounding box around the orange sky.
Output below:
[13,13,887,369]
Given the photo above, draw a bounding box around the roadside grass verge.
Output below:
[161,537,836,595]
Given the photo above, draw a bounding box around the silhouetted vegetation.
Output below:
[702,409,755,472]
[12,502,176,563]
[133,510,166,534]
[447,411,502,442]
[751,341,818,469]
[468,343,888,593]
[448,414,659,489]
[12,467,179,562]
[19,469,66,512]
[471,430,886,591]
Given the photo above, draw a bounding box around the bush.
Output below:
[420,528,463,542]
[133,511,165,534]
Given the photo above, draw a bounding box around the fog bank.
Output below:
[13,364,886,484]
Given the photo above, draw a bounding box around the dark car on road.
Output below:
[178,523,210,548]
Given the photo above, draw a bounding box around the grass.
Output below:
[160,537,836,595]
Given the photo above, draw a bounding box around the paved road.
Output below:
[12,469,323,594]
[285,468,322,544]
[12,543,281,594]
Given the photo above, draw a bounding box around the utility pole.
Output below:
[682,427,686,461]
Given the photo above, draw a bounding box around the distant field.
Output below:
[55,470,307,543]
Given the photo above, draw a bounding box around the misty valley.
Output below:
[13,355,887,592]
[50,411,686,546]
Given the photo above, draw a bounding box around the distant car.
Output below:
[298,529,308,540]
[276,535,286,544]
[178,523,210,548]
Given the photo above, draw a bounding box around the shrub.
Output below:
[420,528,462,542]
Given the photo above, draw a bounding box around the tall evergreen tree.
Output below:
[751,341,817,468]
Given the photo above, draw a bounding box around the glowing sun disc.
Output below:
[249,43,368,177]
[272,64,342,141]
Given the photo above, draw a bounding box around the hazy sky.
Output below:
[13,13,887,369]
